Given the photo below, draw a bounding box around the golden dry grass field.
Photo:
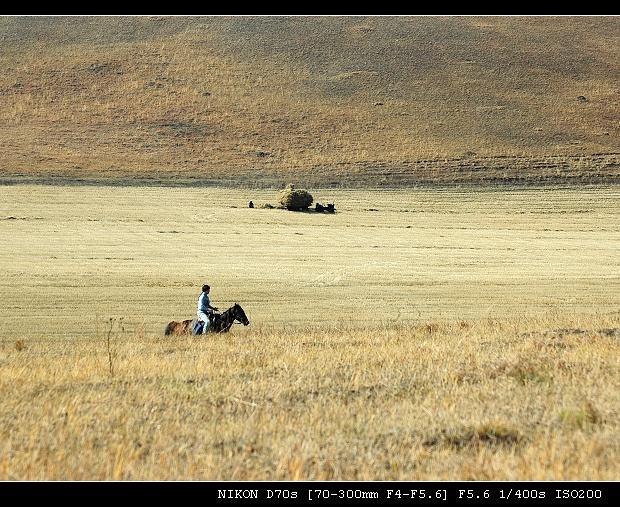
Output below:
[0,185,619,480]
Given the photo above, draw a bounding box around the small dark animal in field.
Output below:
[249,201,254,208]
[315,202,336,213]
[164,303,250,336]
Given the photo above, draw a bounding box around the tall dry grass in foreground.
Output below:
[1,314,618,480]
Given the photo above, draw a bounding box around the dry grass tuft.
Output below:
[505,358,550,385]
[424,322,440,334]
[559,401,604,430]
[424,423,524,449]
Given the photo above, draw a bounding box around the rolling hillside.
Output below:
[1,16,619,186]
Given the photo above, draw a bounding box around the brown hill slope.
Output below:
[1,16,619,186]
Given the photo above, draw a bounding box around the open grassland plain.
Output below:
[0,185,619,479]
[1,16,619,186]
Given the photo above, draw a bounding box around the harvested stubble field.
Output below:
[0,185,619,480]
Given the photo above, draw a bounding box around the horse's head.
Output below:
[233,303,250,326]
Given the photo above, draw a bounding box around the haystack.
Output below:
[278,184,313,211]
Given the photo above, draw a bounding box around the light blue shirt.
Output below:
[198,292,211,313]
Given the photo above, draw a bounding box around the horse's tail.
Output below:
[164,322,175,335]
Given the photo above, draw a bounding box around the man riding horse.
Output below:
[197,284,219,334]
[164,285,249,336]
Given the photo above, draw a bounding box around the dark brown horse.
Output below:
[164,303,249,336]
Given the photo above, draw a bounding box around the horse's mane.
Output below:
[210,304,239,333]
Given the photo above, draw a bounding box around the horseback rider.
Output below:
[197,284,219,334]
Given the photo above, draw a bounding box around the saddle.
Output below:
[191,319,204,335]
[191,313,221,335]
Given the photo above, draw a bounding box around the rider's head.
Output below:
[202,284,210,294]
